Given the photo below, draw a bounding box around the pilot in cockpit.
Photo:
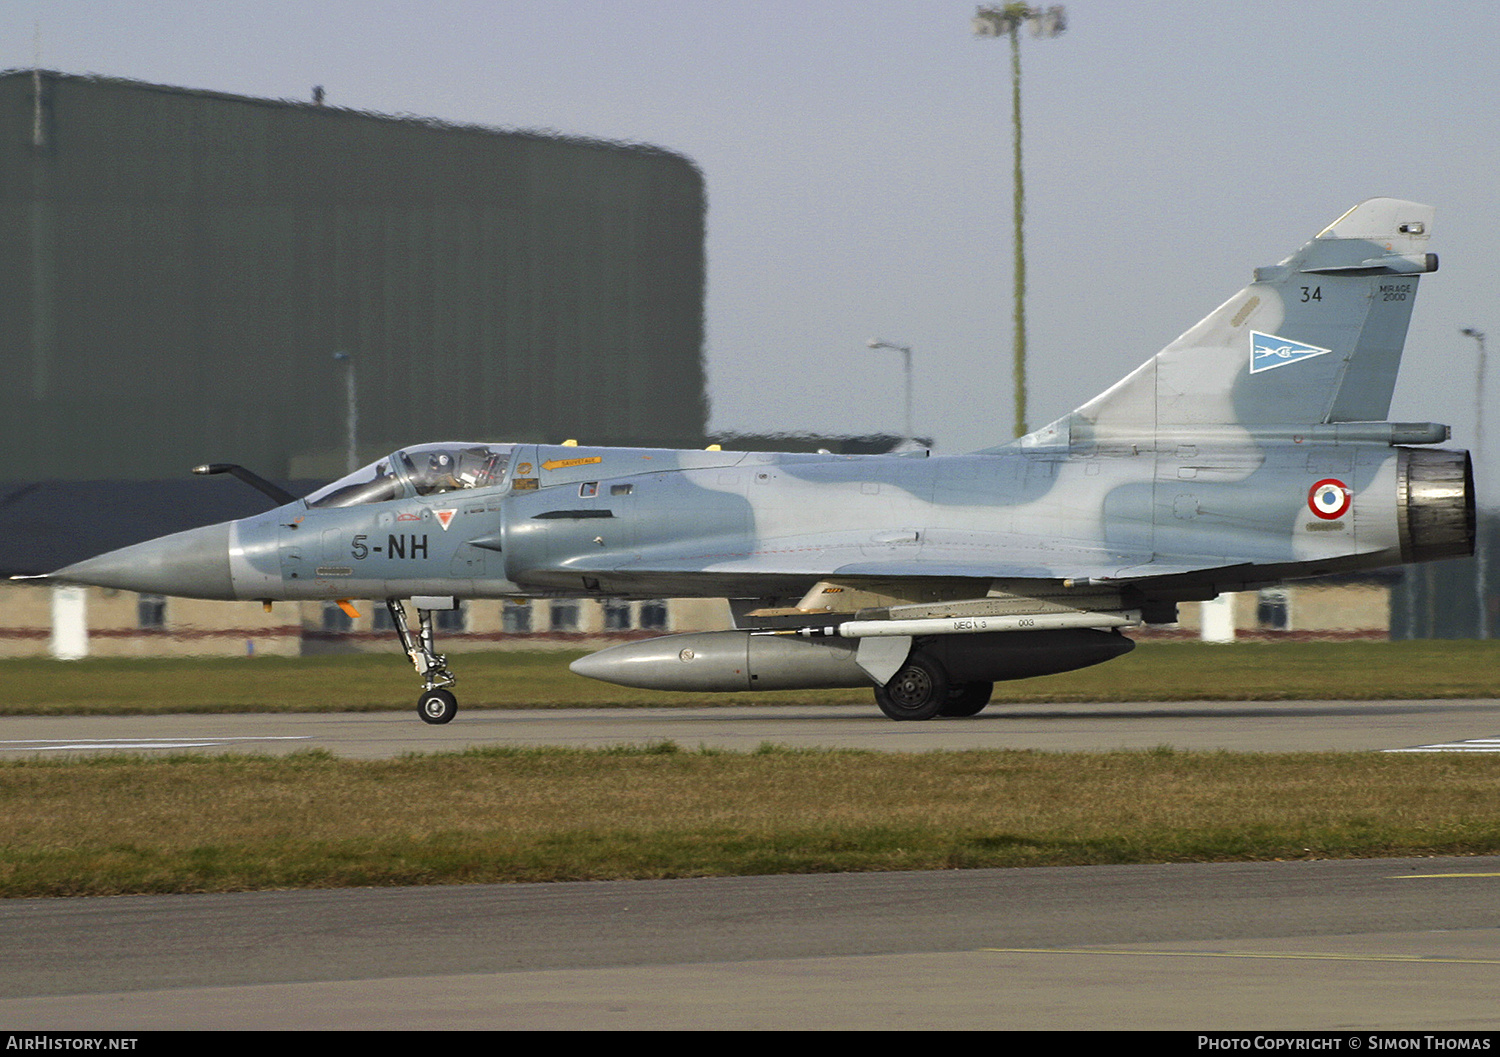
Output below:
[406,450,462,496]
[307,444,510,508]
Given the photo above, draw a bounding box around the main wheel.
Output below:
[874,655,949,721]
[418,688,458,725]
[940,681,994,717]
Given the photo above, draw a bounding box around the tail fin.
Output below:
[1025,198,1436,447]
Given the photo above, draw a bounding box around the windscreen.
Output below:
[305,443,513,509]
[398,443,511,496]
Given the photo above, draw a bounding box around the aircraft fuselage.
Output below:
[72,430,1469,611]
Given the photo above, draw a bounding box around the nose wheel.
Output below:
[418,688,458,725]
[386,600,460,724]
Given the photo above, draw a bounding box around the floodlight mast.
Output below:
[972,4,1066,439]
[333,351,358,474]
[867,338,915,441]
[1461,327,1489,639]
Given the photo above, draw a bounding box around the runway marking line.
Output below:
[1386,737,1500,753]
[0,736,312,752]
[1391,872,1500,879]
[979,948,1500,965]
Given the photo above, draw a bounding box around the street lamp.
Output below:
[867,338,914,442]
[972,4,1067,439]
[333,351,358,474]
[1461,327,1488,639]
[1461,328,1486,466]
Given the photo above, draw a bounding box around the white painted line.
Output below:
[0,736,313,752]
[1385,737,1500,753]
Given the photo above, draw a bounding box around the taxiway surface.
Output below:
[2,857,1498,1029]
[4,700,1498,1029]
[4,696,1500,758]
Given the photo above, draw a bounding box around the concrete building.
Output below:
[1171,580,1395,643]
[0,586,729,660]
[1,71,716,656]
[2,70,708,487]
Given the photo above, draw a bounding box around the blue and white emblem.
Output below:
[1250,331,1332,374]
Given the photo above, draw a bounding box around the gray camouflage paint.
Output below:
[50,199,1469,642]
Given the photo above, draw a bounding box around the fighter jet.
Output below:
[39,199,1473,724]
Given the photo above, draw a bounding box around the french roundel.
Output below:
[1308,478,1352,520]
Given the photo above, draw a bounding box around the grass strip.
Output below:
[2,745,1498,897]
[0,640,1497,715]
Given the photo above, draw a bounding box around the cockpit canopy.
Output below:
[305,443,514,509]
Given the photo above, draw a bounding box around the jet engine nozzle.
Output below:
[1398,447,1475,564]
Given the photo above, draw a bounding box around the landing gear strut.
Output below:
[386,599,459,724]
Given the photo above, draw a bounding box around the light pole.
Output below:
[972,4,1066,439]
[1461,327,1488,639]
[333,351,357,474]
[1461,328,1486,468]
[867,338,914,442]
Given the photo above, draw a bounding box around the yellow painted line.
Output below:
[980,948,1500,965]
[1392,872,1500,879]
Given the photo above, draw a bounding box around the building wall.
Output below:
[0,583,730,659]
[1389,512,1498,640]
[4,577,1398,659]
[1,71,707,483]
[1173,583,1392,640]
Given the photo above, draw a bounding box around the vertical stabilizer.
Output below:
[1020,199,1436,448]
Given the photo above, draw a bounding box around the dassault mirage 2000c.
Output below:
[40,199,1473,724]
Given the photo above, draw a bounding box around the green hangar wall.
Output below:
[0,71,707,484]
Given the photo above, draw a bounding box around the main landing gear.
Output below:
[385,600,459,724]
[873,651,994,721]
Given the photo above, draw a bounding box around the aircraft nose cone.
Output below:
[51,521,236,600]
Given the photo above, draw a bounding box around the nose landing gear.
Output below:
[418,687,458,724]
[385,599,460,724]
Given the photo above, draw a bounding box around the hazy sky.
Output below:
[6,1,1497,495]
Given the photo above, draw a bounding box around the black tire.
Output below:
[418,688,458,725]
[940,681,994,718]
[874,655,949,721]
